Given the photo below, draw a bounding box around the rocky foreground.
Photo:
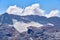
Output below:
[0,24,60,40]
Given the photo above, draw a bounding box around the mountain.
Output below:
[0,13,60,40]
[0,13,60,26]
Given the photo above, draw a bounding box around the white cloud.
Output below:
[23,3,44,16]
[6,5,23,15]
[45,10,60,18]
[6,4,45,16]
[13,19,43,33]
[6,3,60,17]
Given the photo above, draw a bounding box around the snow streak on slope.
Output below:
[13,19,43,33]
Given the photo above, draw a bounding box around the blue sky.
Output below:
[0,0,60,14]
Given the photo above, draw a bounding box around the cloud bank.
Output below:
[6,3,60,17]
[6,4,45,16]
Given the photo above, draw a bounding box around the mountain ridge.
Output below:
[0,13,60,26]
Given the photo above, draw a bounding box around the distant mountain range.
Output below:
[0,13,60,26]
